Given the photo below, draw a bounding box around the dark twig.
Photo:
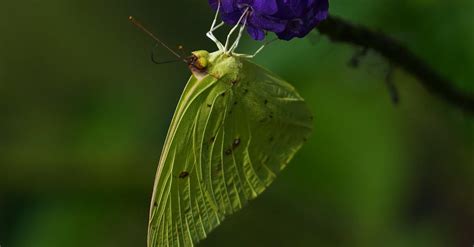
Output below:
[316,15,474,114]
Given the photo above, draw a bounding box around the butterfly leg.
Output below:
[232,44,264,58]
[207,1,225,51]
[233,38,277,58]
[224,7,249,53]
[207,21,225,51]
[229,17,247,54]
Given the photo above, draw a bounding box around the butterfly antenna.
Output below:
[150,44,184,64]
[129,16,184,61]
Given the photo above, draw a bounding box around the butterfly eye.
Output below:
[190,50,210,70]
[196,57,208,69]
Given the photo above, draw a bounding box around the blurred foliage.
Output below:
[0,0,473,246]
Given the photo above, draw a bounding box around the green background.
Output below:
[1,0,473,246]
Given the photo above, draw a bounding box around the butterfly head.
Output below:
[187,50,209,70]
[186,50,210,80]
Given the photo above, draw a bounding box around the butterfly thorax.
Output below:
[187,50,242,81]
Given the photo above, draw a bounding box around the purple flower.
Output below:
[208,0,329,41]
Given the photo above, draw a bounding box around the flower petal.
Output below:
[221,0,237,13]
[208,0,330,41]
[247,25,266,40]
[252,0,278,15]
[221,10,244,25]
[249,14,286,32]
[208,0,218,10]
[313,0,329,21]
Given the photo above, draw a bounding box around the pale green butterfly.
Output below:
[130,3,313,246]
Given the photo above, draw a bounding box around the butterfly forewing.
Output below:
[148,54,313,247]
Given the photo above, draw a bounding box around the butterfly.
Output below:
[130,3,313,245]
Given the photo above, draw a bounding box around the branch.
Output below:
[316,15,474,114]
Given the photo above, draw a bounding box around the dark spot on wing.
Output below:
[224,138,241,156]
[207,103,212,107]
[233,138,240,148]
[179,171,189,179]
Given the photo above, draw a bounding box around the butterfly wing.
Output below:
[148,60,313,247]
